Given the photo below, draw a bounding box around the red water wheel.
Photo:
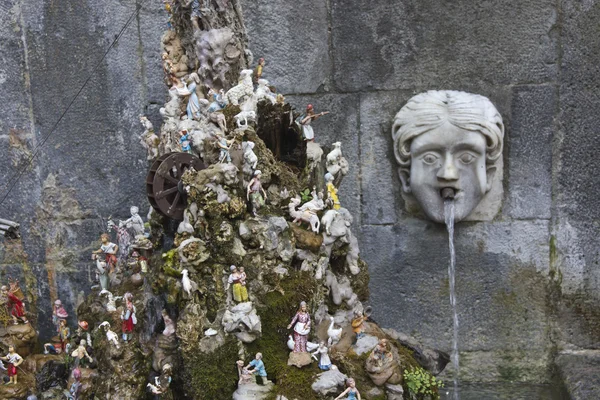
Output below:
[146,153,205,220]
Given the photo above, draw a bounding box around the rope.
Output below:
[0,0,147,208]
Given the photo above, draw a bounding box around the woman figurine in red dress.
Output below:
[287,301,311,353]
[121,292,136,342]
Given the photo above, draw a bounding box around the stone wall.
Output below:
[0,0,598,385]
[242,0,600,383]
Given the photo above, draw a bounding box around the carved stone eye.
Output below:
[421,154,438,165]
[458,153,476,164]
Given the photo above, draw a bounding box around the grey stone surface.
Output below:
[552,0,600,351]
[0,0,165,337]
[241,0,330,94]
[362,219,554,382]
[556,351,600,400]
[331,0,558,92]
[505,85,555,220]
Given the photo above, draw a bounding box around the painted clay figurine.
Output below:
[52,299,68,332]
[180,129,192,154]
[287,301,311,353]
[312,341,332,370]
[351,310,367,340]
[121,292,137,342]
[215,132,234,163]
[236,360,254,385]
[92,233,118,273]
[244,352,267,385]
[74,320,93,351]
[93,254,110,293]
[123,206,146,238]
[1,285,28,325]
[58,319,71,351]
[325,172,341,210]
[247,170,267,216]
[207,88,227,113]
[335,378,361,400]
[140,115,160,160]
[65,367,82,400]
[1,346,23,385]
[368,338,392,367]
[252,58,265,85]
[227,265,249,303]
[299,104,329,141]
[71,339,93,367]
[99,321,120,348]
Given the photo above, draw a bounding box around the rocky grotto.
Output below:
[0,0,599,399]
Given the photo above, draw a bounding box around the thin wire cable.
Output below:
[0,0,146,208]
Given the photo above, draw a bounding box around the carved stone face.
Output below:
[392,90,504,223]
[408,122,490,222]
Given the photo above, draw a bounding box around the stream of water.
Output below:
[444,199,459,400]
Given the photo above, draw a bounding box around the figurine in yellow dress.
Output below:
[325,173,340,210]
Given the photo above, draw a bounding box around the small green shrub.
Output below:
[403,366,444,400]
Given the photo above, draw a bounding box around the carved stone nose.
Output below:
[437,159,458,181]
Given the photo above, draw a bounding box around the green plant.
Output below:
[403,366,444,399]
[300,188,311,203]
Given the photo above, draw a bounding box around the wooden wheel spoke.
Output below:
[155,186,179,200]
[168,191,182,213]
[162,173,179,185]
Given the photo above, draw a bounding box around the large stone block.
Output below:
[553,0,600,349]
[362,219,553,381]
[286,94,360,226]
[505,85,555,220]
[241,0,330,94]
[331,0,558,91]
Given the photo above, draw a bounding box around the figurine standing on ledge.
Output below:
[252,58,265,85]
[247,170,267,216]
[227,265,248,303]
[335,378,361,400]
[58,319,71,351]
[312,341,332,370]
[1,285,28,325]
[351,310,367,340]
[92,233,118,273]
[299,104,329,141]
[244,352,267,385]
[325,172,341,210]
[1,346,23,385]
[93,254,110,293]
[180,129,192,154]
[287,301,311,353]
[215,132,234,163]
[52,299,68,332]
[121,292,137,342]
